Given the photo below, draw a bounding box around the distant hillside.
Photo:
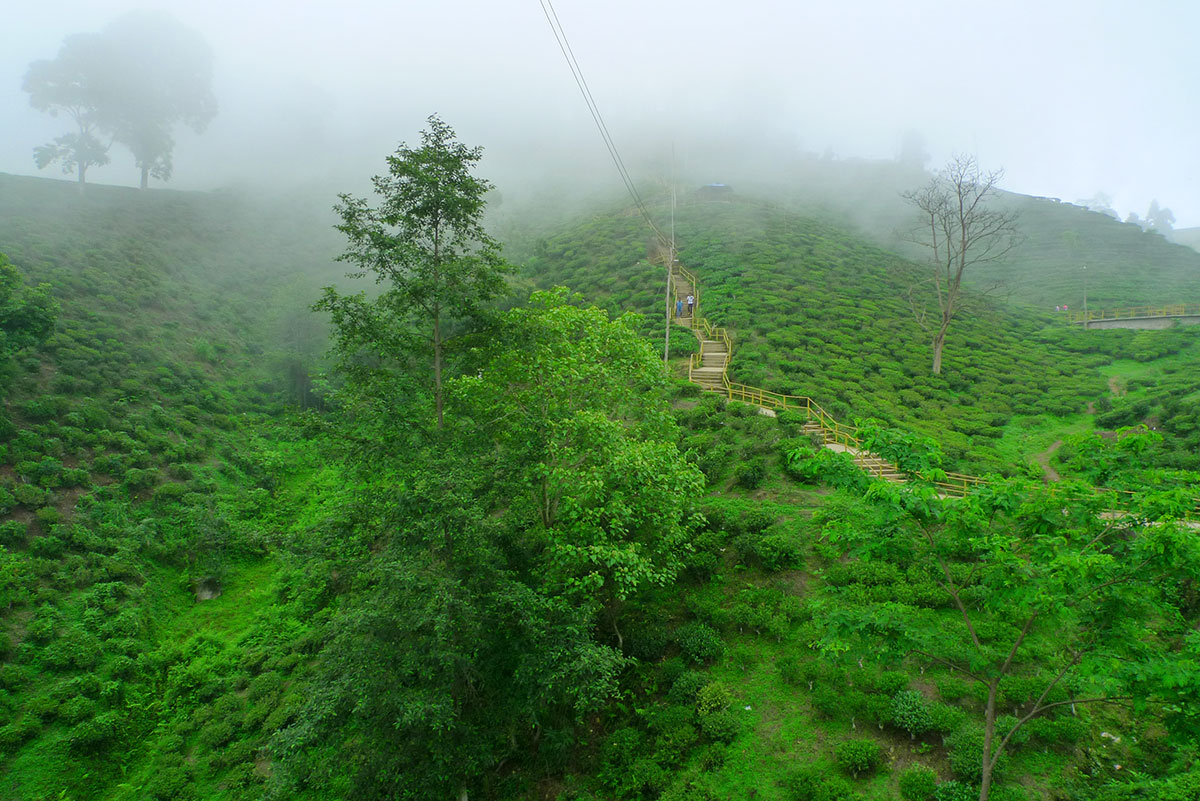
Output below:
[703,156,1200,312]
[980,194,1200,309]
[522,196,1148,474]
[1173,226,1200,252]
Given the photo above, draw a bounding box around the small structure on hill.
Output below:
[695,183,733,201]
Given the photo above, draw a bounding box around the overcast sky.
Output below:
[3,0,1198,225]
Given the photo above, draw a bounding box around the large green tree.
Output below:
[815,476,1200,801]
[454,289,704,640]
[275,291,701,799]
[319,115,510,430]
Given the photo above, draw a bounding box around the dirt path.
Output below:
[1033,439,1063,483]
[1108,375,1125,396]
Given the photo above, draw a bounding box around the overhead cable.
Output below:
[537,0,670,249]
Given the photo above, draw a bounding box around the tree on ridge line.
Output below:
[23,10,216,190]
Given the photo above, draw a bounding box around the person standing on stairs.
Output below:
[676,298,683,318]
[686,294,694,317]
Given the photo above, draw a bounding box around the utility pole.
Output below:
[1082,265,1088,330]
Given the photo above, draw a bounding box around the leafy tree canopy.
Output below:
[320,115,511,431]
[814,478,1200,801]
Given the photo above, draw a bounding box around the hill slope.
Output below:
[524,196,1144,473]
[0,174,343,799]
[694,156,1200,311]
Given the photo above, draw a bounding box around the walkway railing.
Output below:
[667,261,1192,510]
[1067,303,1200,323]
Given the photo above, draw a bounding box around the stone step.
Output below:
[692,369,725,381]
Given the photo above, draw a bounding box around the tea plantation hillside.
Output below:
[1174,226,1200,252]
[0,174,349,799]
[980,193,1200,310]
[717,156,1200,311]
[523,196,1200,475]
[0,172,1196,801]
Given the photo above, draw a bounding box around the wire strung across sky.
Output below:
[537,0,670,251]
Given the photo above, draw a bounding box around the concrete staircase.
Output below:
[671,264,908,485]
[671,267,729,392]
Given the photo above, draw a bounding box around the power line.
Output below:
[537,0,669,250]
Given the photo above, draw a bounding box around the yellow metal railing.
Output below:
[1067,304,1200,323]
[667,262,1190,508]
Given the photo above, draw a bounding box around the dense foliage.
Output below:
[1,165,1198,801]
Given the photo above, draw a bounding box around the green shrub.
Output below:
[0,716,41,749]
[108,655,137,679]
[675,622,724,664]
[698,743,727,771]
[0,520,26,546]
[947,727,1002,784]
[61,468,90,487]
[899,765,938,800]
[144,763,195,801]
[696,682,731,717]
[735,458,767,489]
[936,676,970,702]
[33,507,62,529]
[13,483,47,507]
[0,487,15,515]
[811,686,844,719]
[0,663,27,688]
[933,781,976,801]
[835,738,882,777]
[698,710,739,743]
[647,707,699,763]
[876,671,909,697]
[753,531,802,571]
[42,630,103,671]
[1025,714,1087,745]
[784,765,856,801]
[153,482,189,504]
[696,443,732,481]
[892,690,933,738]
[995,715,1030,748]
[59,696,98,724]
[778,655,805,686]
[123,468,159,490]
[29,534,65,558]
[197,719,237,748]
[67,711,121,753]
[929,703,967,736]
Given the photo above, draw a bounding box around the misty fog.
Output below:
[4,0,1199,228]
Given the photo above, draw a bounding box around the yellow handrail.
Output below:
[668,261,1188,507]
[1067,303,1200,323]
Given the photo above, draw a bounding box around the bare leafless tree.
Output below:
[903,156,1020,374]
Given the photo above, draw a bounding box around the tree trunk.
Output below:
[931,330,946,375]
[77,164,87,194]
[140,165,149,190]
[458,788,468,801]
[433,304,443,430]
[979,681,998,801]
